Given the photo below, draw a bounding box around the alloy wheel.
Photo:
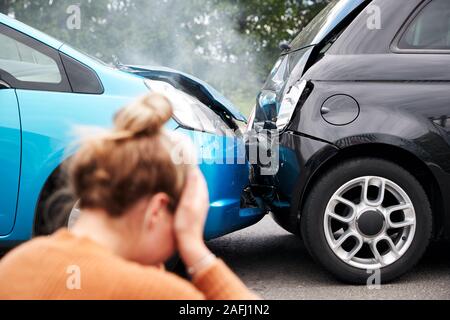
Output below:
[323,176,416,270]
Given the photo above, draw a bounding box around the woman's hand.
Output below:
[174,168,212,269]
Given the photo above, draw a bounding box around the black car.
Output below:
[248,0,450,284]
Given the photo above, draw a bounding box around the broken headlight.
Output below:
[145,79,231,136]
[276,80,307,130]
[253,47,311,131]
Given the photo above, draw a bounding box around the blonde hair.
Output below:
[69,93,189,216]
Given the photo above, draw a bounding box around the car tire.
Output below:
[35,187,77,236]
[301,157,432,284]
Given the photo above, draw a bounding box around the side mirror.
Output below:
[0,80,11,89]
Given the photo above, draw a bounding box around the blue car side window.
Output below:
[60,53,104,95]
[0,23,71,92]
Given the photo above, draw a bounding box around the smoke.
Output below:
[5,1,332,115]
[110,0,262,115]
[11,0,263,115]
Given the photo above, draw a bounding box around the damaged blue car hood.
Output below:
[122,65,247,122]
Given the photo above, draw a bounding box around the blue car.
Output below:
[0,13,265,248]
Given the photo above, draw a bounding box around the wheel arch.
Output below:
[298,142,446,239]
[33,161,72,235]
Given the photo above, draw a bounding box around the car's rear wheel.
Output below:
[35,187,78,236]
[301,158,432,284]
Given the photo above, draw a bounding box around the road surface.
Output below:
[208,216,450,300]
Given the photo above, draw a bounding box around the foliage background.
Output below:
[0,0,329,115]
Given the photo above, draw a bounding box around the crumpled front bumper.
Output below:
[177,128,266,240]
[248,130,339,216]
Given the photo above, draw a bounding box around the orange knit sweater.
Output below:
[0,230,257,300]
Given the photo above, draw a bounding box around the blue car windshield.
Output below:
[290,0,367,51]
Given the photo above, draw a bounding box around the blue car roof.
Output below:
[0,13,63,49]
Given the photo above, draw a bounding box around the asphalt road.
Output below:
[207,216,450,300]
[1,216,448,300]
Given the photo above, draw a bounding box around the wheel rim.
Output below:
[323,176,416,270]
[68,200,80,230]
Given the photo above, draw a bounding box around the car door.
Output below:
[0,20,153,240]
[395,0,450,141]
[0,35,21,235]
[387,0,450,236]
[391,0,450,183]
[0,23,75,238]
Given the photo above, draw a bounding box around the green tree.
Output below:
[228,0,329,75]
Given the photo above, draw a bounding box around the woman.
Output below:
[0,93,257,300]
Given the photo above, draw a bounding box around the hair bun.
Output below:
[114,93,173,137]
